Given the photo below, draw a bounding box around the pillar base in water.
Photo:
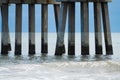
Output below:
[41,43,48,54]
[81,46,89,55]
[29,44,35,55]
[15,44,21,55]
[95,45,103,55]
[55,44,65,56]
[8,43,11,51]
[1,44,8,55]
[68,44,75,55]
[106,45,113,55]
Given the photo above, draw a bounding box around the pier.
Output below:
[0,0,113,56]
[55,0,113,56]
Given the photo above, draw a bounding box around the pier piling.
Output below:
[29,4,36,55]
[1,4,11,55]
[68,2,75,55]
[0,0,113,56]
[54,4,60,32]
[55,3,67,55]
[101,2,113,55]
[15,4,22,55]
[41,4,48,54]
[94,2,103,55]
[81,2,89,55]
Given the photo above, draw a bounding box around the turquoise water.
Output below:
[0,33,120,80]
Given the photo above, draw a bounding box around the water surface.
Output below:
[0,33,120,80]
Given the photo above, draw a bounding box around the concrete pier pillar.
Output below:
[81,2,89,55]
[54,4,60,32]
[41,4,48,54]
[68,2,75,55]
[101,2,113,55]
[28,4,35,55]
[1,4,11,55]
[94,2,103,55]
[15,4,22,55]
[55,3,67,56]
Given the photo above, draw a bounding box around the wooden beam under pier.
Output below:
[56,0,112,2]
[0,0,60,4]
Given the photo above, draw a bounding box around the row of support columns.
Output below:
[55,2,113,56]
[0,2,113,56]
[94,2,113,55]
[101,2,113,55]
[0,4,60,55]
[41,4,60,55]
[55,2,75,55]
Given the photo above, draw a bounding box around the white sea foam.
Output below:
[0,33,120,80]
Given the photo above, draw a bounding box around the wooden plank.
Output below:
[53,4,60,32]
[1,4,11,55]
[101,2,113,55]
[22,0,36,4]
[81,2,89,55]
[1,0,45,4]
[41,4,48,54]
[1,0,60,4]
[94,2,103,55]
[15,4,22,55]
[55,2,67,56]
[47,0,60,4]
[56,0,112,2]
[68,2,75,55]
[28,4,35,55]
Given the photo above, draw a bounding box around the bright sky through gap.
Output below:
[0,0,120,32]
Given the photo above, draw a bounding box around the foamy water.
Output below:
[0,33,120,80]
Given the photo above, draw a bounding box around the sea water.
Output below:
[0,33,120,80]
